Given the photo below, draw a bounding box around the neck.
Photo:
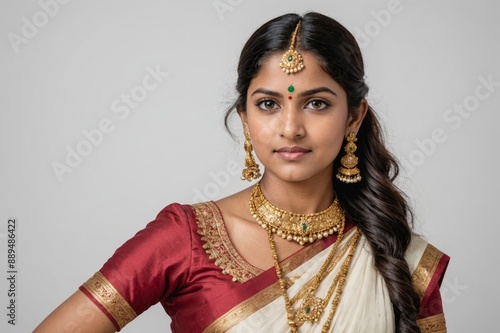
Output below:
[259,174,335,214]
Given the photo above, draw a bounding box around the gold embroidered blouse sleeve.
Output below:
[406,236,449,333]
[412,243,444,300]
[405,236,447,300]
[417,313,447,333]
[81,272,137,330]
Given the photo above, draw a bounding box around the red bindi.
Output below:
[288,96,292,100]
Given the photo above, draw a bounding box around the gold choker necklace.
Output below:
[249,182,344,245]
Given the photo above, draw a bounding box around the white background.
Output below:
[1,0,498,332]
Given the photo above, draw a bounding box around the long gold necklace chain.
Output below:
[290,231,359,305]
[250,182,343,245]
[304,231,360,332]
[266,227,300,332]
[266,225,346,332]
[267,228,360,332]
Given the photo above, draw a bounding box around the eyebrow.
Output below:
[250,88,283,97]
[300,87,337,97]
[250,86,337,98]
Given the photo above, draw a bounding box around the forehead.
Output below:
[248,51,345,94]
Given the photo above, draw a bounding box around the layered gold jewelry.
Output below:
[269,228,360,333]
[279,21,305,74]
[248,182,360,332]
[241,130,261,181]
[249,182,343,245]
[336,132,362,183]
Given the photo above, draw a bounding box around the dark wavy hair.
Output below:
[224,12,421,333]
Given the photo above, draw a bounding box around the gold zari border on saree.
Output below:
[203,228,357,333]
[412,243,443,300]
[204,280,283,333]
[417,313,447,333]
[82,271,137,330]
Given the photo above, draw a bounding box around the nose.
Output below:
[279,107,305,140]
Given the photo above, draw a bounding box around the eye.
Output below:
[305,99,331,110]
[256,99,280,111]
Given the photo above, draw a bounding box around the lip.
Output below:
[274,146,311,160]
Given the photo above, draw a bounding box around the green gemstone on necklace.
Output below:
[302,223,307,231]
[288,85,295,93]
[305,306,311,313]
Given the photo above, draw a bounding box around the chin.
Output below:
[266,171,318,184]
[263,165,334,184]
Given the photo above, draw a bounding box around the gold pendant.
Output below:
[295,294,326,326]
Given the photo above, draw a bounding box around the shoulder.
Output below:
[100,202,199,266]
[214,186,253,218]
[405,234,450,304]
[155,202,195,222]
[118,202,198,248]
[79,202,206,330]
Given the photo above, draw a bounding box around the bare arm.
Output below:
[34,290,116,333]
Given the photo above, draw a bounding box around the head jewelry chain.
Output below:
[279,21,305,74]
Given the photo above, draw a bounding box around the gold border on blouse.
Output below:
[417,313,447,333]
[193,201,263,282]
[412,243,444,300]
[82,271,137,330]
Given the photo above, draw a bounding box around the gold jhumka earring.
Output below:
[241,130,261,181]
[336,132,362,183]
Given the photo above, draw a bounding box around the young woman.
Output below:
[35,12,449,333]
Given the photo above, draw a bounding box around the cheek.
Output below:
[322,132,344,153]
[253,126,273,145]
[250,129,272,160]
[247,117,273,151]
[316,120,347,155]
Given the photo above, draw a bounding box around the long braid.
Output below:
[336,108,421,332]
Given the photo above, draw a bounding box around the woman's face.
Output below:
[240,51,366,184]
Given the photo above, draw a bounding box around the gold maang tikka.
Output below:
[279,21,305,74]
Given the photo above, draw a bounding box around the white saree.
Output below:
[228,228,429,333]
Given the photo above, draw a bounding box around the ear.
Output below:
[237,107,248,131]
[345,99,368,136]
